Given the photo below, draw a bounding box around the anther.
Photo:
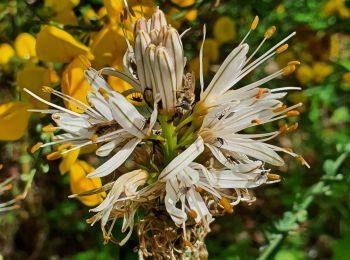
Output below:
[283,65,296,76]
[91,134,98,143]
[187,209,198,219]
[185,240,192,248]
[288,122,299,131]
[46,151,62,160]
[288,60,301,66]
[42,124,57,132]
[251,16,259,30]
[296,155,307,166]
[251,118,262,125]
[267,173,281,181]
[264,26,276,39]
[272,105,287,113]
[279,124,288,134]
[256,88,264,99]
[0,163,3,170]
[220,197,234,214]
[42,86,54,93]
[31,142,43,153]
[57,143,71,152]
[287,110,300,117]
[195,186,203,193]
[276,44,289,54]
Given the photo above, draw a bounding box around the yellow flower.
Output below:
[322,0,350,18]
[36,25,93,63]
[14,33,37,61]
[0,102,31,141]
[342,72,350,84]
[213,16,236,44]
[296,64,314,86]
[83,8,98,24]
[0,43,15,65]
[69,160,105,206]
[312,62,333,83]
[17,67,53,109]
[59,149,80,175]
[52,8,78,25]
[166,7,197,29]
[199,38,220,63]
[61,56,92,112]
[44,0,80,12]
[188,56,209,80]
[90,23,128,69]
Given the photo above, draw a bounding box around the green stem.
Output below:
[175,114,194,132]
[159,114,177,164]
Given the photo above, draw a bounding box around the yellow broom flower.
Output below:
[0,43,15,65]
[0,102,31,141]
[36,25,93,63]
[14,33,37,61]
[213,16,236,44]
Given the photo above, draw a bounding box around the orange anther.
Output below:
[264,26,276,38]
[31,142,43,153]
[187,209,198,219]
[251,118,262,125]
[220,197,234,214]
[276,44,289,54]
[256,88,264,99]
[46,151,62,160]
[267,173,281,181]
[251,16,259,30]
[288,60,301,66]
[287,110,300,117]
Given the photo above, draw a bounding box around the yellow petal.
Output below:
[14,33,36,61]
[296,64,314,86]
[83,8,98,24]
[312,62,333,83]
[102,0,123,23]
[0,43,15,65]
[90,24,127,69]
[17,67,52,110]
[171,0,195,7]
[44,0,80,12]
[69,160,105,206]
[36,25,93,63]
[185,9,197,21]
[0,102,31,141]
[61,56,92,112]
[213,16,236,44]
[59,148,80,175]
[52,8,78,26]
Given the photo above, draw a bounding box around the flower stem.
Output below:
[175,114,194,132]
[159,114,177,164]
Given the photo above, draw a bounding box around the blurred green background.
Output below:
[0,0,350,259]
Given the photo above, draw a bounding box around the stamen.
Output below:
[187,209,198,219]
[267,173,281,181]
[57,143,72,152]
[91,134,98,143]
[31,142,43,153]
[251,118,262,125]
[256,88,264,99]
[273,105,287,113]
[195,186,203,193]
[46,151,62,160]
[220,197,234,214]
[251,16,259,30]
[288,60,301,66]
[288,122,299,131]
[42,86,54,93]
[283,65,296,76]
[276,43,288,54]
[279,124,288,134]
[287,110,300,117]
[98,88,109,99]
[296,155,308,167]
[185,240,192,248]
[264,26,276,39]
[42,124,57,132]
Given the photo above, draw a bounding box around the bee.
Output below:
[176,72,195,114]
[89,120,119,136]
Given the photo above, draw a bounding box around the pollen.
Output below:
[276,44,289,54]
[42,124,57,132]
[283,65,296,76]
[42,86,54,93]
[195,186,203,193]
[220,197,234,214]
[187,209,198,219]
[288,60,301,66]
[256,88,264,99]
[31,142,43,153]
[287,110,300,117]
[127,92,145,106]
[264,26,276,39]
[57,143,71,152]
[46,151,62,161]
[267,173,281,181]
[251,16,259,30]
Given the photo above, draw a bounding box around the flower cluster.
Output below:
[25,3,308,258]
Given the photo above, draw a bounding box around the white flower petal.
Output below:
[159,136,204,181]
[87,138,141,178]
[165,177,187,225]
